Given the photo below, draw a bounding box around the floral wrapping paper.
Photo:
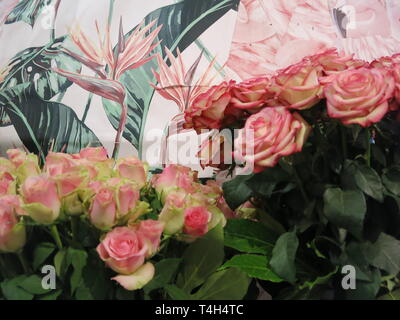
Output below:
[0,0,399,170]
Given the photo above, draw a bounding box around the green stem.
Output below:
[108,0,116,25]
[340,125,348,161]
[293,166,309,203]
[50,225,63,250]
[71,216,79,243]
[16,251,30,274]
[81,92,93,123]
[50,0,61,42]
[365,129,371,166]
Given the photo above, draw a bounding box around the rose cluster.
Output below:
[185,49,400,173]
[0,147,229,291]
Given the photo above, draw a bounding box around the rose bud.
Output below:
[112,262,155,291]
[0,172,16,196]
[96,227,148,275]
[136,220,164,258]
[21,175,61,224]
[44,152,75,176]
[183,206,212,237]
[158,190,186,235]
[88,186,117,230]
[0,198,26,253]
[151,165,197,202]
[115,157,148,189]
[116,183,140,220]
[7,149,40,183]
[78,147,109,161]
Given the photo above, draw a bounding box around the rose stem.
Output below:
[50,225,63,250]
[16,251,31,274]
[365,129,372,166]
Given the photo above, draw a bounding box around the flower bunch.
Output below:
[185,49,400,173]
[0,147,229,292]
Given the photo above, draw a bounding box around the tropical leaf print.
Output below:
[5,0,53,27]
[0,36,81,100]
[102,0,239,156]
[0,36,81,127]
[0,83,102,162]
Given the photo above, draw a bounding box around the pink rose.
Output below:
[0,195,26,217]
[393,65,400,104]
[116,157,147,189]
[269,59,323,110]
[56,169,89,197]
[112,262,155,291]
[152,165,197,199]
[158,190,187,235]
[44,152,75,176]
[6,149,40,182]
[184,82,234,133]
[0,172,15,196]
[230,77,275,112]
[96,226,148,275]
[183,206,211,237]
[116,183,140,217]
[89,186,117,230]
[0,196,26,253]
[0,158,15,173]
[77,147,109,162]
[310,48,366,75]
[370,54,400,69]
[21,175,61,224]
[136,220,164,257]
[324,67,395,127]
[234,107,311,172]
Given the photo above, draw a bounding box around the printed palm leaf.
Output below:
[0,83,102,162]
[102,0,239,157]
[0,36,81,126]
[5,0,53,27]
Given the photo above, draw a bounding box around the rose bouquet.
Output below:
[0,147,251,300]
[185,49,400,300]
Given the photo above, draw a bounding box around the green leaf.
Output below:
[18,275,50,295]
[165,285,192,300]
[33,242,56,270]
[179,224,224,293]
[270,231,299,284]
[192,268,250,300]
[54,248,68,278]
[345,269,381,300]
[220,255,282,282]
[224,219,277,255]
[365,233,400,275]
[0,36,81,101]
[102,0,239,154]
[0,276,34,300]
[5,0,52,27]
[323,188,366,239]
[66,248,88,295]
[38,289,62,300]
[246,166,292,197]
[298,267,338,291]
[144,258,182,293]
[0,83,102,160]
[382,167,400,196]
[378,289,400,300]
[353,162,384,202]
[222,175,253,210]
